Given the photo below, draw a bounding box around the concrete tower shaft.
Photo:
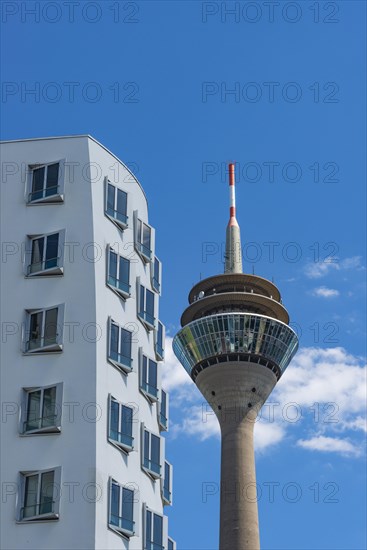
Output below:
[173,162,298,550]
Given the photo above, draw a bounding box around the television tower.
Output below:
[173,163,298,550]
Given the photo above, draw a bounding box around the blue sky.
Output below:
[1,1,366,549]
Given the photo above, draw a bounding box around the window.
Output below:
[107,247,130,298]
[108,396,137,452]
[142,427,163,479]
[135,215,152,262]
[155,321,164,360]
[140,352,158,402]
[109,479,137,537]
[108,319,133,373]
[18,467,61,521]
[144,506,167,550]
[158,389,168,431]
[168,538,176,550]
[21,383,62,435]
[162,461,172,506]
[105,180,128,229]
[151,257,161,294]
[27,161,64,204]
[24,305,64,353]
[138,283,155,329]
[25,230,65,276]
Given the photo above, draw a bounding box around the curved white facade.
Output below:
[0,136,174,550]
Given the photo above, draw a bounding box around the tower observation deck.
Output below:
[173,163,298,550]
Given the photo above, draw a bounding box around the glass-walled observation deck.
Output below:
[173,313,298,380]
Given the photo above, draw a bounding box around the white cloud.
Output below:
[165,341,366,458]
[297,436,361,457]
[311,286,340,298]
[304,255,364,279]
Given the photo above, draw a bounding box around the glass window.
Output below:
[109,480,135,535]
[29,163,60,203]
[24,385,58,433]
[140,355,158,400]
[159,389,168,430]
[152,257,161,293]
[107,249,130,296]
[143,430,161,478]
[156,321,164,359]
[29,233,59,274]
[138,285,155,329]
[105,182,128,227]
[136,219,152,260]
[163,461,172,504]
[26,306,62,353]
[108,321,133,372]
[109,397,134,450]
[145,509,163,550]
[21,469,58,520]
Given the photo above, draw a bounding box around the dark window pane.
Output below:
[42,386,56,427]
[144,430,150,461]
[153,513,163,546]
[111,482,120,525]
[46,163,59,193]
[107,184,115,212]
[31,238,44,270]
[116,189,127,216]
[31,167,45,200]
[146,510,152,545]
[24,475,38,518]
[122,488,133,522]
[161,390,166,417]
[120,328,131,360]
[148,360,157,391]
[119,257,129,285]
[121,405,133,438]
[143,224,151,251]
[40,470,54,514]
[45,233,59,268]
[110,400,119,437]
[44,308,58,344]
[29,311,43,348]
[151,434,160,467]
[27,390,41,430]
[109,252,118,281]
[110,323,119,355]
[146,290,154,319]
[139,285,145,316]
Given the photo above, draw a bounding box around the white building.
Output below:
[0,136,175,550]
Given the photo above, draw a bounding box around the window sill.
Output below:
[105,212,128,231]
[27,195,64,205]
[108,356,133,375]
[140,387,159,404]
[106,282,131,301]
[23,344,63,355]
[17,513,59,523]
[142,465,161,481]
[21,426,61,436]
[108,437,134,454]
[26,267,64,277]
[108,524,135,540]
[138,314,155,332]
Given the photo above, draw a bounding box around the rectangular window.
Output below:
[168,538,176,550]
[105,181,128,228]
[107,247,130,297]
[138,284,155,329]
[136,218,152,261]
[109,396,135,452]
[151,257,161,293]
[162,461,172,505]
[24,305,64,353]
[28,162,64,204]
[158,389,168,431]
[108,319,133,373]
[142,428,161,478]
[22,383,62,434]
[155,321,164,360]
[26,230,65,276]
[19,467,61,521]
[145,508,163,550]
[109,479,135,537]
[140,354,158,401]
